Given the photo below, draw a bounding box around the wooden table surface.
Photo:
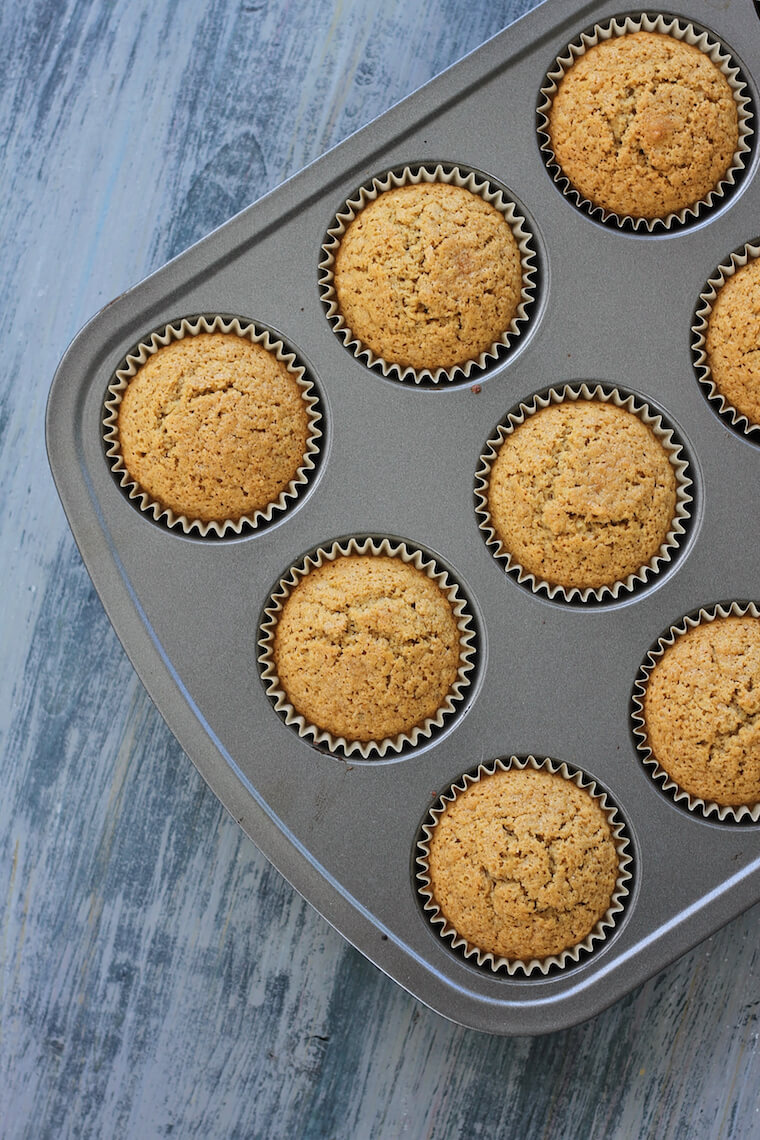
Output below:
[3,0,760,1135]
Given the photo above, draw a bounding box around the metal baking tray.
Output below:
[46,0,760,1034]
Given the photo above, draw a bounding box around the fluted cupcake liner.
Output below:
[319,163,538,385]
[258,535,478,759]
[474,383,694,604]
[632,601,760,823]
[103,314,323,538]
[692,241,760,439]
[415,755,633,976]
[537,12,753,233]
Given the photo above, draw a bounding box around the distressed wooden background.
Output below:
[2,0,760,1136]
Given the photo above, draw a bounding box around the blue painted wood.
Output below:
[3,0,760,1135]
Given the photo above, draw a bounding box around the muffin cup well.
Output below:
[415,755,633,976]
[319,163,538,385]
[537,12,753,233]
[474,383,693,604]
[258,536,478,760]
[692,241,760,439]
[103,314,323,538]
[632,602,760,823]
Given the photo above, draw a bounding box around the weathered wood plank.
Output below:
[2,0,760,1136]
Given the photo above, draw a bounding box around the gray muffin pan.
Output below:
[46,0,760,1035]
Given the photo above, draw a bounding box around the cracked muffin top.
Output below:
[117,332,312,523]
[643,616,760,807]
[547,30,739,220]
[332,181,523,372]
[486,399,678,591]
[705,256,760,428]
[426,766,620,962]
[272,554,461,743]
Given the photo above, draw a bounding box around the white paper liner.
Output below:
[258,536,477,759]
[103,314,323,538]
[474,383,693,604]
[692,241,760,437]
[415,755,633,976]
[318,163,538,384]
[632,602,760,823]
[537,13,753,233]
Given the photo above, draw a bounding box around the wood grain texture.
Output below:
[2,0,760,1136]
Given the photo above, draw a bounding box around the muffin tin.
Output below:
[46,0,760,1035]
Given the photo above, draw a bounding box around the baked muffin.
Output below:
[705,256,760,428]
[272,553,462,744]
[642,615,760,807]
[425,765,620,962]
[116,331,312,524]
[332,181,523,372]
[547,30,739,220]
[486,398,678,591]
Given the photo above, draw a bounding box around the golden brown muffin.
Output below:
[486,399,678,591]
[272,554,461,743]
[642,616,760,807]
[332,182,523,371]
[426,766,620,962]
[117,332,312,524]
[547,30,739,219]
[705,257,760,427]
